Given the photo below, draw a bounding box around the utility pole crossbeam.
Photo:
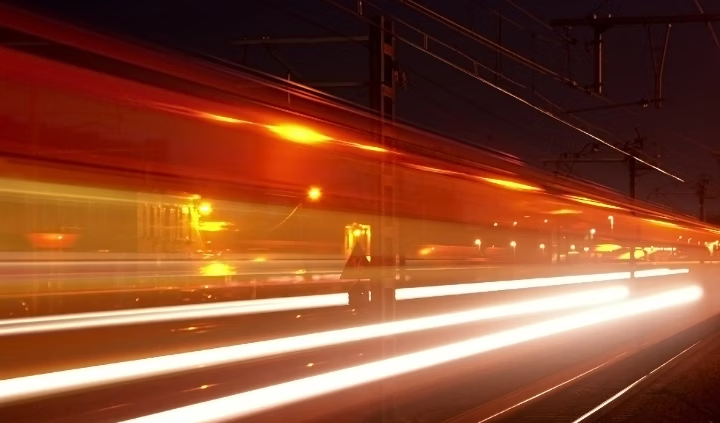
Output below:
[543,134,654,199]
[552,13,720,98]
[649,177,715,222]
[543,156,640,198]
[566,98,662,114]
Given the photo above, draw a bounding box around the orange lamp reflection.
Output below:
[550,209,582,215]
[644,218,680,229]
[596,244,622,253]
[407,164,458,175]
[200,262,235,276]
[198,221,229,232]
[198,202,213,216]
[480,177,542,192]
[267,125,331,144]
[419,247,434,255]
[26,233,79,249]
[199,112,249,124]
[307,187,322,201]
[344,142,389,153]
[566,195,624,210]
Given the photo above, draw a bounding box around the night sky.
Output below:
[7,0,720,217]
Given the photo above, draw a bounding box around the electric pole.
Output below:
[543,131,653,200]
[551,12,720,101]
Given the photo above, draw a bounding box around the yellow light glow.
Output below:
[618,249,647,260]
[198,221,229,232]
[566,196,624,210]
[644,218,680,229]
[595,244,622,253]
[353,229,362,237]
[550,209,582,215]
[267,125,331,144]
[408,164,457,175]
[344,142,388,153]
[510,241,517,248]
[480,177,542,192]
[307,187,322,201]
[198,203,213,216]
[419,247,433,255]
[200,263,235,277]
[200,113,249,124]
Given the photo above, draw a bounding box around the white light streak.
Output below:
[0,294,348,336]
[396,271,631,300]
[1,270,671,336]
[633,268,689,278]
[0,287,629,404]
[121,285,702,423]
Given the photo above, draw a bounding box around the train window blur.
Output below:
[1,18,719,320]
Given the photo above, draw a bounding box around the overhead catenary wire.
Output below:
[269,0,586,161]
[324,0,685,182]
[239,0,710,195]
[395,0,574,84]
[466,0,570,47]
[401,65,568,159]
[257,0,699,180]
[394,0,720,184]
[258,0,559,157]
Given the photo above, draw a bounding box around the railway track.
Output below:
[449,313,720,423]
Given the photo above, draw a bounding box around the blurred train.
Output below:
[0,3,718,300]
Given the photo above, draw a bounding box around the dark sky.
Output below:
[7,0,720,216]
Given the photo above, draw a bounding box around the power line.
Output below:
[256,0,564,159]
[401,64,566,158]
[396,0,574,84]
[401,1,720,171]
[325,0,684,181]
[392,0,720,185]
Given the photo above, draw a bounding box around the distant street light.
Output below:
[307,186,322,201]
[198,202,213,216]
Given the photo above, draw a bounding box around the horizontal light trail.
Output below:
[634,268,689,278]
[0,269,687,336]
[0,294,348,336]
[396,271,631,300]
[398,268,687,300]
[0,286,629,404]
[122,285,703,423]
